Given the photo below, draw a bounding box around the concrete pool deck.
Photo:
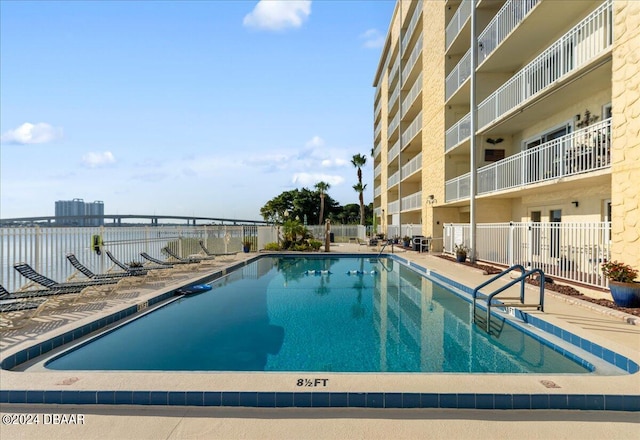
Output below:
[1,247,639,439]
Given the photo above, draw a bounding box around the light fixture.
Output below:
[427,194,436,205]
[486,138,504,144]
[572,201,579,207]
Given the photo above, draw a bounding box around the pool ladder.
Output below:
[472,265,545,335]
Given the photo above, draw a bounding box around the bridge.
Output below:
[0,214,269,227]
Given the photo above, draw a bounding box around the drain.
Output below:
[540,380,561,388]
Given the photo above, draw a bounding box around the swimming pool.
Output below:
[44,256,611,374]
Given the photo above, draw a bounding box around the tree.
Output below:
[351,153,367,225]
[315,181,330,225]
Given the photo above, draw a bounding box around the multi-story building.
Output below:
[55,198,104,226]
[372,0,639,288]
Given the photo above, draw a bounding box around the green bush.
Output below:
[309,239,322,251]
[264,242,281,251]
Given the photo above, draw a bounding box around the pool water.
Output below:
[46,256,591,374]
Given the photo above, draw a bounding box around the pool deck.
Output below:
[1,246,639,439]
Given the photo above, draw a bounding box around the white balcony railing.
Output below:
[389,82,400,110]
[445,113,471,151]
[478,1,613,128]
[374,185,382,198]
[388,200,400,215]
[402,191,422,212]
[374,121,382,140]
[402,33,423,84]
[388,170,400,188]
[374,162,381,178]
[401,111,422,146]
[389,54,400,86]
[478,0,541,64]
[445,118,612,202]
[445,49,471,100]
[401,0,423,54]
[374,99,381,119]
[402,153,422,179]
[388,139,400,163]
[402,72,423,115]
[445,0,471,49]
[388,112,400,137]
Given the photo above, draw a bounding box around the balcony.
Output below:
[401,33,423,85]
[401,111,422,147]
[402,153,422,181]
[445,49,471,101]
[374,121,382,141]
[402,191,422,212]
[388,113,400,138]
[445,0,471,50]
[445,113,471,151]
[388,170,400,189]
[374,163,381,178]
[478,1,613,129]
[445,118,612,202]
[389,83,401,111]
[374,185,382,198]
[389,54,401,87]
[388,139,400,163]
[402,72,423,116]
[388,200,400,215]
[401,0,423,54]
[477,0,540,65]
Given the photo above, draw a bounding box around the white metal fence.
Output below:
[443,222,611,288]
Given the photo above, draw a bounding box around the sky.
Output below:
[0,0,395,221]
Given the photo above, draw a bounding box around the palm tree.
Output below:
[315,181,330,225]
[351,154,367,225]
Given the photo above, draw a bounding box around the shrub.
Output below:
[264,242,281,251]
[601,261,638,283]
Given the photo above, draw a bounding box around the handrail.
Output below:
[472,265,545,334]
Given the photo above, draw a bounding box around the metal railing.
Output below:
[388,170,400,188]
[445,113,471,151]
[374,162,382,178]
[443,222,611,288]
[388,112,400,137]
[402,72,422,115]
[389,82,400,110]
[388,139,400,163]
[401,0,423,54]
[401,110,422,146]
[478,1,613,128]
[445,49,471,100]
[445,0,471,50]
[401,191,422,212]
[402,32,423,84]
[478,0,540,64]
[388,200,400,215]
[402,152,422,179]
[445,118,612,202]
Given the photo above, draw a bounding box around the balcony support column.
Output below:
[469,0,478,263]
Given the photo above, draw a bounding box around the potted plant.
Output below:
[601,260,640,307]
[454,243,469,263]
[242,239,252,253]
[403,236,411,247]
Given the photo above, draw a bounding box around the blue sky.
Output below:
[0,0,395,221]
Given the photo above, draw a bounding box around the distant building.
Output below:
[55,199,104,226]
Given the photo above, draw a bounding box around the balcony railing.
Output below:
[389,82,400,110]
[374,185,382,198]
[402,72,422,115]
[374,99,381,119]
[374,121,382,140]
[389,54,401,86]
[402,152,422,179]
[401,33,423,84]
[445,113,471,151]
[388,112,400,137]
[388,200,400,215]
[478,0,540,64]
[388,170,400,188]
[445,0,471,50]
[445,49,471,100]
[401,0,423,54]
[478,1,613,128]
[402,191,422,212]
[445,118,612,202]
[401,110,422,146]
[374,162,381,178]
[388,139,400,163]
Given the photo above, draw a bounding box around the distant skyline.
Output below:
[0,0,395,220]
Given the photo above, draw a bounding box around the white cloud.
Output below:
[360,28,385,49]
[0,122,63,144]
[82,151,116,168]
[305,135,324,148]
[243,0,311,31]
[291,172,344,187]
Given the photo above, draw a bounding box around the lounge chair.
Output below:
[162,246,218,264]
[66,253,143,280]
[140,252,199,271]
[13,262,137,301]
[0,297,52,330]
[0,297,47,313]
[105,251,173,283]
[198,240,238,258]
[0,282,83,300]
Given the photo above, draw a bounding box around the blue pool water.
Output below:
[46,256,592,373]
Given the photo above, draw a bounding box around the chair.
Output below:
[0,282,84,300]
[0,297,47,313]
[163,246,219,265]
[140,252,198,271]
[199,240,239,259]
[105,251,173,284]
[66,253,142,280]
[0,297,52,330]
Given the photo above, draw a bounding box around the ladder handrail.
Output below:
[472,265,545,335]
